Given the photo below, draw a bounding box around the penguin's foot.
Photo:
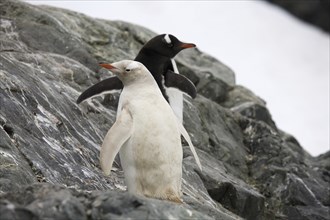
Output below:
[164,188,183,204]
[143,188,183,204]
[167,196,183,204]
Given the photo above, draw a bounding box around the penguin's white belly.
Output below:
[167,87,183,123]
[119,98,183,201]
[168,58,184,123]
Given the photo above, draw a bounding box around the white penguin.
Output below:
[99,60,201,203]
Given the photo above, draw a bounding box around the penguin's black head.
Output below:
[143,34,196,58]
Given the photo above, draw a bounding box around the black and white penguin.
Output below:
[77,34,196,121]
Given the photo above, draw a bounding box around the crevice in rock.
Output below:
[208,138,216,148]
[0,49,19,52]
[12,137,47,183]
[21,151,46,183]
[3,124,15,138]
[207,183,236,214]
[131,199,143,209]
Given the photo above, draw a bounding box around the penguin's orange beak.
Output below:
[99,63,116,70]
[180,43,196,49]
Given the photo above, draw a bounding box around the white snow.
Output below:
[25,1,329,156]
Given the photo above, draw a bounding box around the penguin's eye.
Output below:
[167,43,173,48]
[125,68,131,72]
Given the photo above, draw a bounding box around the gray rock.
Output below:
[91,190,216,220]
[25,184,87,220]
[313,151,330,185]
[238,117,329,219]
[283,205,330,220]
[221,85,277,129]
[176,48,236,86]
[0,118,37,193]
[0,183,235,220]
[231,102,277,129]
[221,85,266,108]
[197,74,231,104]
[0,200,38,220]
[184,96,249,178]
[194,150,265,220]
[0,0,329,220]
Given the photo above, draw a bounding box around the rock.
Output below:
[0,183,218,220]
[0,0,329,219]
[176,48,236,87]
[0,118,37,193]
[193,150,265,220]
[313,151,330,184]
[283,205,330,220]
[220,86,277,129]
[90,190,215,220]
[0,200,38,220]
[238,117,329,219]
[283,173,323,206]
[221,85,266,108]
[197,74,231,104]
[184,96,249,178]
[231,102,277,129]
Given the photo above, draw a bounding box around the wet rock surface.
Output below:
[0,1,329,219]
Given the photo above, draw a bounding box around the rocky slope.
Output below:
[0,0,329,219]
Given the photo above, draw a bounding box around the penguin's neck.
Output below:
[135,49,169,75]
[135,49,170,102]
[122,74,154,87]
[122,76,163,100]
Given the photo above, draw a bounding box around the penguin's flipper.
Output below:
[164,70,197,99]
[100,106,133,175]
[76,77,123,104]
[177,121,202,171]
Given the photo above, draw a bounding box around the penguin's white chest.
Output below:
[118,94,183,201]
[167,58,183,123]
